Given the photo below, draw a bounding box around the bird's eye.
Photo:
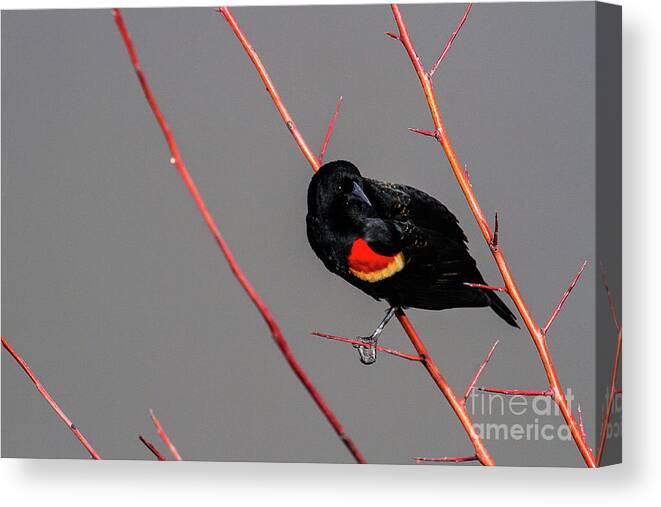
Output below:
[339,177,353,194]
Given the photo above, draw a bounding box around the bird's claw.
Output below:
[354,336,377,365]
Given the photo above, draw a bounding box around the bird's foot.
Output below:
[354,336,377,365]
[352,307,398,366]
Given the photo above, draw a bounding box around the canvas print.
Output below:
[1,2,621,467]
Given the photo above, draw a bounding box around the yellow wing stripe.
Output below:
[349,252,405,283]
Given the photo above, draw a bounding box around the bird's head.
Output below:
[307,160,373,223]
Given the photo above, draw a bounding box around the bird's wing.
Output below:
[362,178,468,245]
[359,218,404,257]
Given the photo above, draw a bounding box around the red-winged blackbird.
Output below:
[307,160,518,364]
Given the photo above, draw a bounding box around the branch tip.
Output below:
[318,95,344,165]
[464,282,507,293]
[542,260,588,335]
[429,3,473,78]
[490,211,499,248]
[138,435,167,461]
[149,409,182,461]
[463,339,500,402]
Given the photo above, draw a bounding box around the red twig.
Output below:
[597,327,622,465]
[464,282,508,293]
[113,8,365,464]
[389,3,597,467]
[463,340,499,401]
[1,336,102,460]
[596,266,622,465]
[600,263,621,333]
[318,96,343,165]
[311,331,422,362]
[428,3,472,77]
[408,127,439,139]
[396,310,494,465]
[416,455,477,463]
[476,387,553,397]
[542,260,588,335]
[220,5,494,466]
[217,7,320,171]
[139,435,167,461]
[150,409,182,461]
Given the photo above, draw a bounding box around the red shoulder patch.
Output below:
[347,238,405,283]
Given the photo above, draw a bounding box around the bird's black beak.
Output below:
[351,181,372,207]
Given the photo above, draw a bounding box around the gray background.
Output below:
[2,3,605,466]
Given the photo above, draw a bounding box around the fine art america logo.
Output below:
[467,388,622,442]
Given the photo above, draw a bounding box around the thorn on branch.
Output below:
[385,31,401,41]
[318,96,343,165]
[542,260,588,335]
[490,211,499,249]
[429,3,473,78]
[464,282,508,293]
[408,127,439,139]
[463,339,499,402]
[416,455,478,463]
[311,331,422,362]
[138,435,167,461]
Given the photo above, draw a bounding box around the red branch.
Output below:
[219,5,494,466]
[389,3,597,467]
[596,265,622,465]
[428,3,472,77]
[416,455,477,463]
[396,310,494,465]
[1,336,102,460]
[218,7,320,171]
[318,96,343,165]
[463,340,499,401]
[477,387,553,397]
[596,328,621,465]
[600,264,621,333]
[464,282,507,293]
[542,260,588,335]
[139,435,167,461]
[150,409,182,461]
[113,8,366,464]
[311,331,422,362]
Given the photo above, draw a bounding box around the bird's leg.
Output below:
[354,306,398,365]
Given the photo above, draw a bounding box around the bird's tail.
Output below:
[487,291,519,328]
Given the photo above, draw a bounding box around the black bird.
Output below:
[306,160,518,364]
